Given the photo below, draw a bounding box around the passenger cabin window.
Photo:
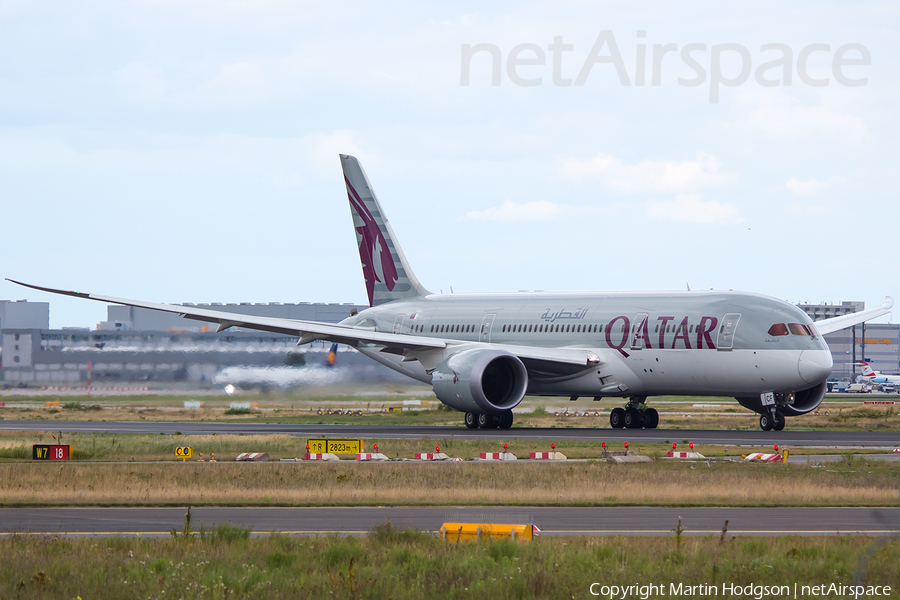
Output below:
[768,323,789,336]
[788,323,811,336]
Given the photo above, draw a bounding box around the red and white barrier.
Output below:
[415,452,449,460]
[666,451,706,459]
[744,453,783,462]
[479,452,517,461]
[235,452,269,462]
[355,453,388,461]
[304,453,339,461]
[529,451,567,460]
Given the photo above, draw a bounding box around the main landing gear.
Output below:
[609,397,659,429]
[759,410,785,431]
[464,410,514,430]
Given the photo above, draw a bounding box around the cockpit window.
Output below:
[789,323,811,336]
[767,323,789,336]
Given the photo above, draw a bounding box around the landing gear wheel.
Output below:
[609,407,625,429]
[759,413,773,431]
[498,410,514,429]
[772,411,785,431]
[645,408,659,429]
[477,412,496,429]
[464,412,478,429]
[624,407,641,429]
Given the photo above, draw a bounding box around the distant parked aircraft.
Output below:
[8,155,894,431]
[856,362,900,385]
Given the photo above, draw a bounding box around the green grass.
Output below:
[0,430,888,464]
[1,531,897,599]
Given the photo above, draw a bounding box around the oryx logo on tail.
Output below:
[345,176,399,306]
[339,154,430,306]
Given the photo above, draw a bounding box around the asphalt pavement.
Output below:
[1,507,897,537]
[0,420,898,447]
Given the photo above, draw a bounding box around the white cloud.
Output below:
[785,176,845,196]
[462,199,566,223]
[646,194,741,225]
[745,97,870,145]
[560,153,733,193]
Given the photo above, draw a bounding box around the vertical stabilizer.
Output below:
[340,154,430,307]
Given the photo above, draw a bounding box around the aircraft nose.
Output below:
[798,350,833,384]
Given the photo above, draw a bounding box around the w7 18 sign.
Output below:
[33,445,70,460]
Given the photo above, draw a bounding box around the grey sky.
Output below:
[1,1,896,328]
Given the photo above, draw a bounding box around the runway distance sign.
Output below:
[307,439,364,454]
[33,445,70,461]
[175,446,193,459]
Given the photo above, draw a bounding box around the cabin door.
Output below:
[717,313,741,350]
[480,314,496,343]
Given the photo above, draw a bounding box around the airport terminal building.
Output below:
[0,299,388,387]
[1,298,897,387]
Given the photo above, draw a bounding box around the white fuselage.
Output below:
[344,290,833,400]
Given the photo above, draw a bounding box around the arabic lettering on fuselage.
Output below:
[541,308,588,322]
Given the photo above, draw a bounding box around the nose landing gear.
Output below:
[759,410,785,431]
[609,397,659,429]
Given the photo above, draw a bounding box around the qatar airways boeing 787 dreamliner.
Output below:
[9,155,893,431]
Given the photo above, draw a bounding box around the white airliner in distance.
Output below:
[857,362,900,385]
[8,155,894,431]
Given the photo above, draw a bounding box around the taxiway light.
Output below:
[551,443,555,450]
[774,444,779,451]
[436,446,440,453]
[374,444,378,451]
[689,442,693,449]
[672,443,677,449]
[602,442,606,449]
[504,443,508,450]
[624,442,628,449]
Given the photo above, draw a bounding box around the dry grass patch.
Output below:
[0,460,896,507]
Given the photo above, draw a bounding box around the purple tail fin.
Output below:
[340,154,430,307]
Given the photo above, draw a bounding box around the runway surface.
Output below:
[0,420,898,447]
[1,507,897,537]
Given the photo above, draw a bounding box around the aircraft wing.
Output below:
[6,279,599,370]
[6,279,445,351]
[814,296,894,335]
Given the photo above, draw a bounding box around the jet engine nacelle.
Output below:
[431,349,528,413]
[735,381,827,416]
